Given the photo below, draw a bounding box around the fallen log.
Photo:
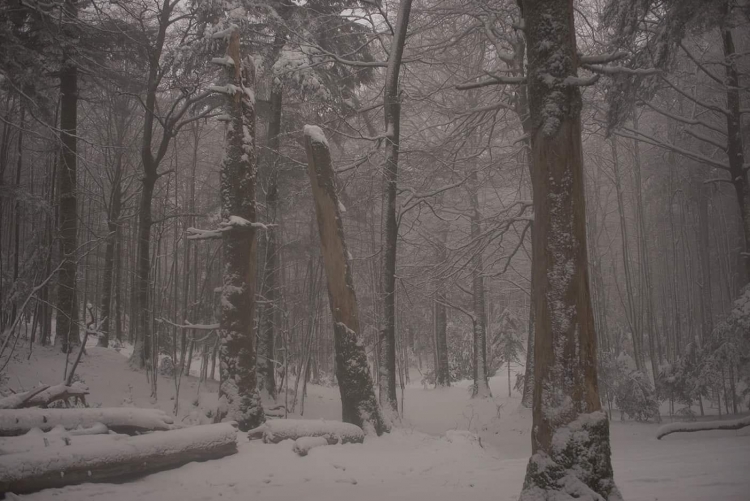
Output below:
[656,415,750,440]
[248,419,365,444]
[0,422,238,494]
[0,383,89,410]
[0,423,110,455]
[0,407,174,436]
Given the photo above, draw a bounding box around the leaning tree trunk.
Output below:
[303,125,388,435]
[213,30,265,431]
[55,0,80,354]
[379,0,412,416]
[519,0,620,499]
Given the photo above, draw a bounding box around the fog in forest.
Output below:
[1,0,749,499]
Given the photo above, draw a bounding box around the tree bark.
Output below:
[469,171,491,398]
[258,84,282,399]
[304,125,388,435]
[720,8,750,284]
[379,0,413,415]
[55,0,80,354]
[519,0,620,498]
[213,30,265,431]
[98,117,124,347]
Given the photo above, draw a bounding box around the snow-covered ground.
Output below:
[4,345,750,501]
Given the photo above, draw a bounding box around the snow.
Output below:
[0,407,174,436]
[293,436,330,456]
[0,423,237,490]
[249,419,364,444]
[3,346,750,500]
[304,125,329,147]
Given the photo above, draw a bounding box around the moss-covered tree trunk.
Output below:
[519,0,620,499]
[303,125,388,435]
[214,30,265,431]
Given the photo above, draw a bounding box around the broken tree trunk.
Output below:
[656,415,750,440]
[0,407,174,436]
[0,422,237,494]
[303,125,388,435]
[248,418,365,444]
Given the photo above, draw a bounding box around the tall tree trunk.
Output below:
[257,85,282,399]
[611,138,643,371]
[631,117,660,375]
[519,0,620,498]
[304,125,388,435]
[213,30,265,431]
[11,105,25,327]
[98,140,124,347]
[130,0,172,373]
[720,9,750,285]
[379,0,412,417]
[55,0,80,353]
[434,224,450,387]
[469,171,491,398]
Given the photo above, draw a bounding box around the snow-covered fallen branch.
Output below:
[0,422,238,494]
[0,407,175,436]
[187,216,273,240]
[656,415,750,440]
[247,419,365,444]
[0,383,89,409]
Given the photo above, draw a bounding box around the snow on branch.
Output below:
[211,24,238,40]
[578,51,628,65]
[156,317,219,331]
[615,128,730,171]
[187,216,273,241]
[563,75,600,86]
[656,415,750,440]
[582,64,660,76]
[456,75,526,91]
[211,56,236,67]
[641,101,727,136]
[209,84,241,96]
[303,125,329,147]
[0,383,89,410]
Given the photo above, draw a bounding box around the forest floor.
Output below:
[4,343,750,501]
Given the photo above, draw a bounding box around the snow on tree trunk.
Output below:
[303,125,388,435]
[519,0,620,499]
[214,29,264,431]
